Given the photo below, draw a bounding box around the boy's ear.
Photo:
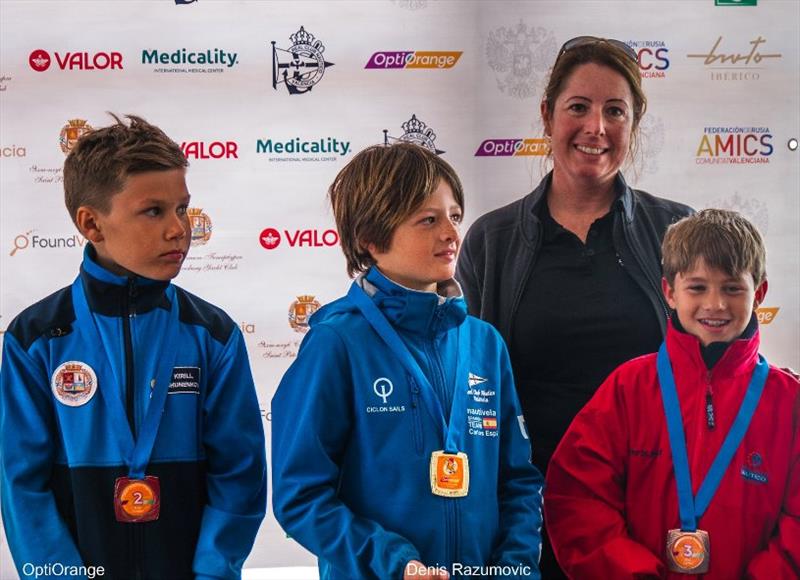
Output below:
[661,277,676,310]
[75,206,104,243]
[754,279,768,308]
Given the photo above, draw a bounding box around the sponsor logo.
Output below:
[696,126,772,165]
[181,140,238,159]
[288,295,322,334]
[715,0,756,5]
[9,230,87,256]
[0,74,11,92]
[687,36,781,81]
[475,138,549,157]
[625,40,670,79]
[60,119,93,155]
[486,22,557,99]
[629,448,663,458]
[175,0,198,4]
[188,208,212,246]
[467,408,498,437]
[741,450,768,483]
[256,136,350,162]
[482,417,497,430]
[365,51,462,69]
[383,114,444,154]
[51,361,97,407]
[468,373,487,387]
[257,338,302,359]
[29,49,123,72]
[142,48,238,73]
[366,377,406,413]
[756,307,779,325]
[1,145,26,158]
[272,26,334,95]
[168,366,201,394]
[259,228,339,250]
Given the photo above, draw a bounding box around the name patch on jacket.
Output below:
[168,367,201,394]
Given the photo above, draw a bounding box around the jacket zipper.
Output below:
[705,370,716,430]
[409,377,424,455]
[123,278,144,580]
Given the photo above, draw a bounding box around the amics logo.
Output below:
[28,49,123,72]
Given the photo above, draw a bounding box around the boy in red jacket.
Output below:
[545,209,799,579]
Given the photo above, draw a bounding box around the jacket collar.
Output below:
[665,316,761,381]
[523,171,634,240]
[80,245,170,317]
[357,267,467,337]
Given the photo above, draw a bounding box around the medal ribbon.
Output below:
[657,342,768,531]
[347,282,469,454]
[72,276,180,479]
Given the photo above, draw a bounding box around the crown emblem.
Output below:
[402,114,436,141]
[288,295,322,333]
[290,26,325,53]
[65,363,83,372]
[188,208,212,246]
[59,119,93,155]
[383,114,445,155]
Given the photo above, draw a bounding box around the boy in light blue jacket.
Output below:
[271,143,543,580]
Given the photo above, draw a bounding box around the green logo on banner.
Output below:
[715,0,757,6]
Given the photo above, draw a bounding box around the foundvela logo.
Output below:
[383,114,444,155]
[625,40,670,79]
[181,141,238,159]
[10,230,87,256]
[365,51,462,69]
[59,119,93,155]
[485,21,557,99]
[687,36,781,81]
[272,26,334,95]
[475,138,549,157]
[142,48,238,73]
[696,127,773,165]
[259,228,339,250]
[28,49,123,72]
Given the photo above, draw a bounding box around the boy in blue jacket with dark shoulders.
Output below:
[0,114,266,579]
[271,142,543,580]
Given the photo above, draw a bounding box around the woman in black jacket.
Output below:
[456,36,693,579]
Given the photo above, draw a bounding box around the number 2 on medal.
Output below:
[133,491,143,505]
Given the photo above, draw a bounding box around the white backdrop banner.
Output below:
[1,0,798,576]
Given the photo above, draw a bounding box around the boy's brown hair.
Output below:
[63,114,187,226]
[329,142,464,277]
[662,209,766,286]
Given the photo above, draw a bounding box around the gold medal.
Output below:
[429,451,469,497]
[666,529,710,574]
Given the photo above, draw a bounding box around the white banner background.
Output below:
[1,0,798,576]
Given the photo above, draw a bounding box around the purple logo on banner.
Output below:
[366,52,412,69]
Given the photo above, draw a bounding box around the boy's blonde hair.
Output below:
[64,113,187,227]
[662,209,766,286]
[329,142,464,277]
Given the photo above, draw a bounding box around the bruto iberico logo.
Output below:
[272,26,334,95]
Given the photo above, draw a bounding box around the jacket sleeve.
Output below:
[544,369,665,579]
[490,340,544,579]
[271,324,420,580]
[745,380,800,579]
[455,225,483,317]
[193,328,267,580]
[0,333,86,574]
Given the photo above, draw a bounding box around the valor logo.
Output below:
[59,119,93,155]
[383,114,445,155]
[365,51,462,69]
[475,138,549,157]
[29,49,123,71]
[288,295,322,334]
[486,21,557,99]
[188,208,212,246]
[625,40,670,79]
[181,141,238,159]
[272,26,334,95]
[142,48,238,73]
[687,36,781,81]
[696,126,773,165]
[51,361,97,407]
[259,228,339,250]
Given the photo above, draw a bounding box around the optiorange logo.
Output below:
[756,307,779,325]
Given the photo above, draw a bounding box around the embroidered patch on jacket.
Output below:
[51,361,98,407]
[168,367,201,394]
[740,451,768,484]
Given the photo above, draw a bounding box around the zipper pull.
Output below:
[127,278,138,318]
[615,252,625,268]
[705,373,715,430]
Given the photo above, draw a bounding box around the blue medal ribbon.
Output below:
[347,282,469,454]
[72,276,180,479]
[657,342,768,531]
